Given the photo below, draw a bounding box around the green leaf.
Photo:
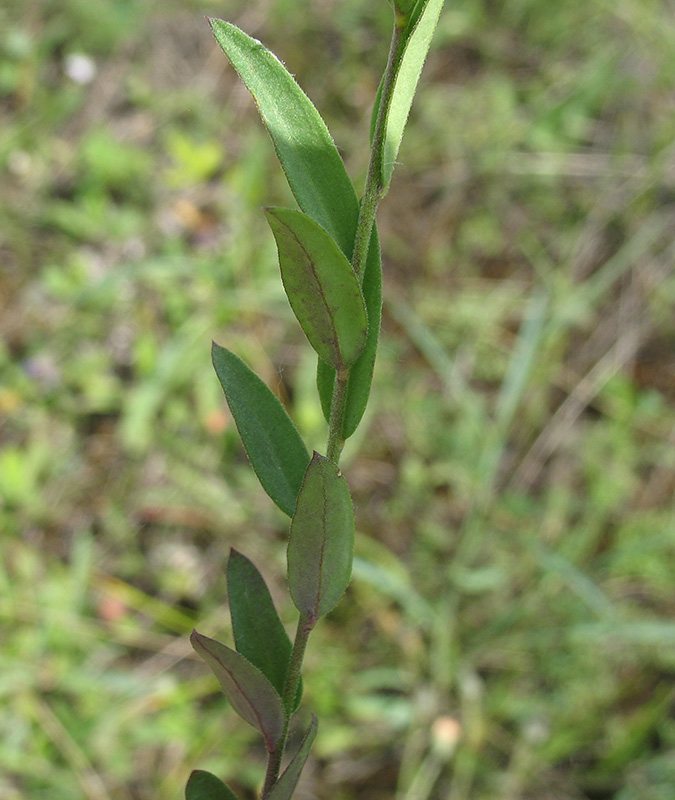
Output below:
[288,453,354,623]
[227,549,302,711]
[212,343,309,517]
[208,18,358,259]
[190,631,285,752]
[381,0,446,191]
[265,208,368,372]
[317,227,382,437]
[267,715,318,800]
[185,770,238,800]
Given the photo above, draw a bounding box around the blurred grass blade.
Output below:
[185,770,238,800]
[227,549,302,710]
[190,631,285,752]
[208,18,358,259]
[288,453,354,623]
[267,715,318,800]
[317,227,382,437]
[478,289,548,493]
[376,0,446,191]
[265,208,368,372]
[532,542,615,619]
[494,290,549,432]
[212,343,309,517]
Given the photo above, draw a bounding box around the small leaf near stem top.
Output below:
[265,208,368,373]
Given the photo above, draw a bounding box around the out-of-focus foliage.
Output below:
[1,0,674,798]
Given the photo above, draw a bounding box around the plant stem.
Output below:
[262,17,408,798]
[282,613,314,715]
[351,16,405,285]
[261,614,314,799]
[326,370,349,464]
[324,13,405,463]
[261,750,280,800]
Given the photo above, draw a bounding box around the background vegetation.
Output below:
[1,0,674,798]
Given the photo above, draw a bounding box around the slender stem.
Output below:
[324,14,405,464]
[351,17,405,285]
[260,614,314,799]
[261,749,281,800]
[326,370,349,465]
[282,613,314,715]
[262,15,408,799]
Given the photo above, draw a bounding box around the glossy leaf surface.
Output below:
[208,19,358,259]
[227,549,301,711]
[381,0,446,190]
[288,453,354,623]
[317,227,382,437]
[212,343,309,517]
[265,208,367,372]
[267,715,318,800]
[185,770,238,800]
[190,631,285,752]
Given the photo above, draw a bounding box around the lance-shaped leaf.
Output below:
[317,227,382,437]
[288,453,354,623]
[185,770,238,800]
[208,19,358,260]
[212,343,309,517]
[190,631,285,752]
[267,715,318,800]
[265,208,368,372]
[227,549,302,711]
[370,0,446,191]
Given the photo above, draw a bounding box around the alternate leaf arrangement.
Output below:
[186,2,445,798]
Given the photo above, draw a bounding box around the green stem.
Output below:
[324,14,405,462]
[282,614,314,715]
[351,16,405,285]
[262,15,408,799]
[260,614,314,799]
[326,370,349,464]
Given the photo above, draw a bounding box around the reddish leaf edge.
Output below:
[190,630,285,752]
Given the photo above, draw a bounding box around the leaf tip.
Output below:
[227,547,246,572]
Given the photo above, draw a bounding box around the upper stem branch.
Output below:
[324,14,405,463]
[351,17,405,286]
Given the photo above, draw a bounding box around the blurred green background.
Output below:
[1,0,675,798]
